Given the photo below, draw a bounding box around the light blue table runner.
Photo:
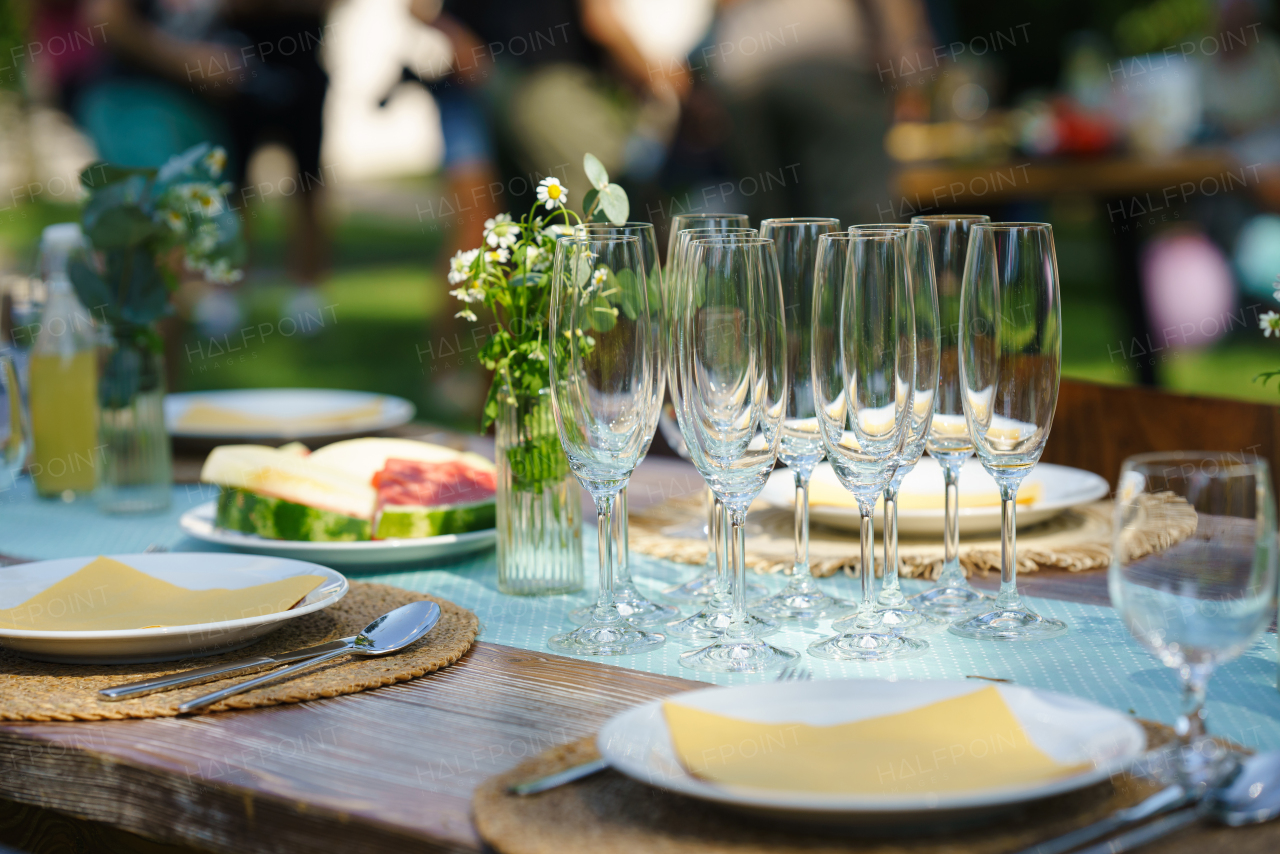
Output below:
[2,483,1277,751]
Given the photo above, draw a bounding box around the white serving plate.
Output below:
[598,680,1145,825]
[180,501,496,568]
[759,458,1110,537]
[0,553,348,664]
[165,388,415,441]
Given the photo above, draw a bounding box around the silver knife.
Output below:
[98,637,356,701]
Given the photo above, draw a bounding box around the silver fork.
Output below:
[509,662,813,796]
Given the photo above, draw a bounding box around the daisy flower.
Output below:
[203,147,228,178]
[448,248,480,284]
[542,222,575,240]
[1261,311,1280,338]
[536,177,568,210]
[456,308,478,322]
[160,209,186,233]
[591,268,608,288]
[484,214,519,249]
[485,247,510,265]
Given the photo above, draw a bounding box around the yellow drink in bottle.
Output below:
[30,350,99,496]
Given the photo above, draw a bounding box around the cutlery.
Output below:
[1071,750,1280,854]
[1014,783,1193,854]
[99,637,357,701]
[509,660,813,796]
[176,601,441,714]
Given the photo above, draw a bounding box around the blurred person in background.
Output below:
[705,0,933,225]
[30,0,333,327]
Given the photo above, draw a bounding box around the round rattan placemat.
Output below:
[0,581,477,721]
[474,723,1265,854]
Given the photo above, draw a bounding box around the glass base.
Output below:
[662,570,767,603]
[548,621,666,656]
[909,582,992,619]
[665,606,780,641]
[754,581,853,621]
[871,604,951,634]
[569,596,679,626]
[678,637,798,673]
[808,631,930,662]
[948,606,1067,641]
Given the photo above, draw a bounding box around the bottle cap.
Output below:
[38,223,87,283]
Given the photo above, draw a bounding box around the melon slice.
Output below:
[216,487,372,542]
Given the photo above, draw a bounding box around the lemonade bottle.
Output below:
[29,223,100,500]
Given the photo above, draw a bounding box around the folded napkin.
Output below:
[663,686,1088,795]
[175,400,384,433]
[0,557,325,632]
[808,480,1043,511]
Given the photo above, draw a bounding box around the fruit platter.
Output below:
[179,437,498,567]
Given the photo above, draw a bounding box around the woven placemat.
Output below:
[475,723,1268,854]
[630,494,1197,580]
[0,581,477,721]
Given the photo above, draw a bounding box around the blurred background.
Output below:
[2,0,1279,432]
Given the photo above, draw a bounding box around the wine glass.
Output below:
[753,217,852,622]
[664,213,751,271]
[809,232,929,662]
[1112,452,1277,781]
[842,223,943,632]
[909,214,993,619]
[547,234,665,655]
[567,222,678,626]
[664,232,778,642]
[0,355,30,494]
[949,223,1067,641]
[672,235,797,672]
[660,226,762,605]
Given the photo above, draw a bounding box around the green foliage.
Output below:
[1114,0,1212,56]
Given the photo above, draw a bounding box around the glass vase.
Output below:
[96,342,172,514]
[496,387,583,595]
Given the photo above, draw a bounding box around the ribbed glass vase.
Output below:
[96,341,172,514]
[495,387,583,595]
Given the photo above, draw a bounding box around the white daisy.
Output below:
[484,213,519,249]
[456,308,478,322]
[542,222,575,240]
[203,147,228,178]
[485,247,510,264]
[160,209,185,233]
[448,248,480,284]
[1261,311,1280,338]
[591,268,608,288]
[528,347,546,362]
[536,177,568,210]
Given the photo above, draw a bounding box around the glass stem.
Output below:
[859,505,875,617]
[708,497,732,609]
[793,470,812,583]
[938,456,965,587]
[613,486,633,589]
[1176,670,1209,743]
[996,482,1022,610]
[703,485,716,569]
[727,508,751,641]
[592,493,620,624]
[883,486,900,596]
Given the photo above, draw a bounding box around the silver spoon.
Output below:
[1073,750,1280,854]
[177,601,441,714]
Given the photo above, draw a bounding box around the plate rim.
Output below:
[597,679,1146,815]
[0,553,348,640]
[164,388,415,439]
[180,500,497,551]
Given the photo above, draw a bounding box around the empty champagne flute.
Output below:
[840,223,942,632]
[754,217,852,621]
[910,214,993,618]
[673,235,797,672]
[664,213,751,271]
[1112,452,1277,781]
[0,355,30,493]
[568,222,677,626]
[949,222,1066,641]
[547,234,664,655]
[809,232,928,662]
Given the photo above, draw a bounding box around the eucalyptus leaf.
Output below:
[585,291,618,333]
[87,206,161,250]
[599,183,629,224]
[68,260,114,320]
[582,187,599,218]
[582,153,609,191]
[615,267,642,321]
[156,142,212,185]
[80,162,154,191]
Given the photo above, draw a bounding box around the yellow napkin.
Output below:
[809,479,1042,511]
[0,557,325,632]
[663,686,1087,795]
[176,400,384,433]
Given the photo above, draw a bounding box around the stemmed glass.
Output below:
[672,235,797,672]
[909,214,993,618]
[567,222,678,627]
[1111,452,1277,781]
[754,217,852,621]
[949,222,1067,641]
[841,223,942,631]
[0,355,30,493]
[664,213,751,270]
[809,232,929,662]
[547,234,665,655]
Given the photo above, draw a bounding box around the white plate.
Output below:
[179,501,496,567]
[598,680,1145,825]
[759,458,1110,536]
[165,389,415,440]
[0,553,348,664]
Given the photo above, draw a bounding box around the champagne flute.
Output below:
[841,223,942,632]
[909,214,993,618]
[809,232,928,662]
[664,213,751,271]
[0,355,30,493]
[673,235,797,672]
[949,222,1066,641]
[1112,452,1277,781]
[547,234,664,655]
[567,222,678,626]
[754,217,852,621]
